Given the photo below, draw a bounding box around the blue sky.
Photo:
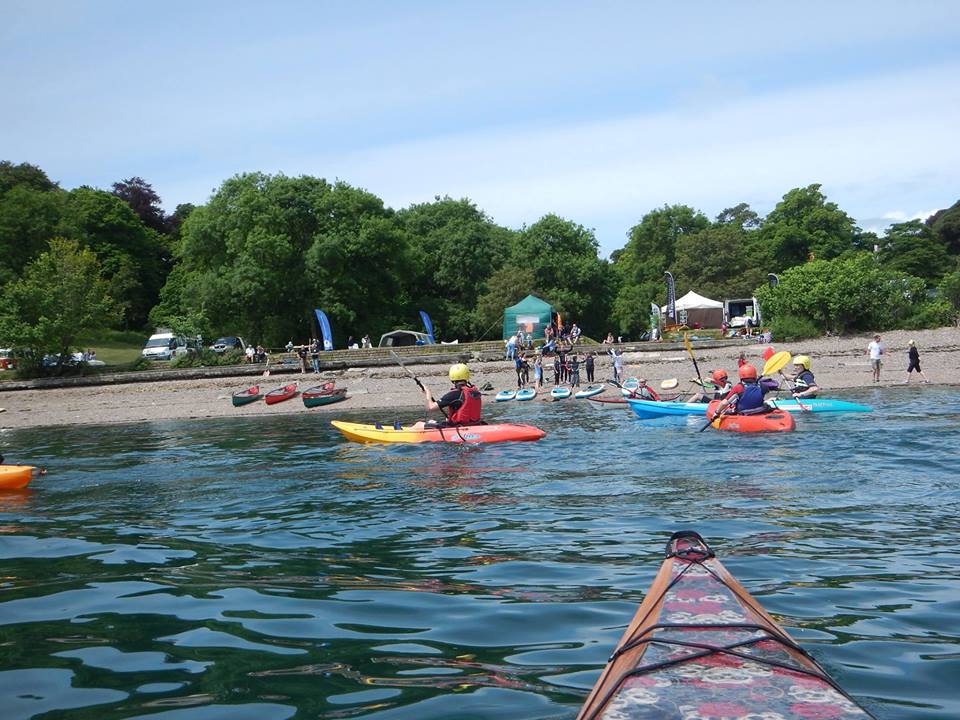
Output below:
[3,1,959,255]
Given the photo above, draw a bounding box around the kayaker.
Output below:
[632,378,660,401]
[789,355,819,398]
[711,364,771,417]
[687,369,731,403]
[420,363,482,426]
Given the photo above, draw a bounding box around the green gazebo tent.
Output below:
[503,295,553,340]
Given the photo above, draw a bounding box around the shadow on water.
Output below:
[0,385,958,718]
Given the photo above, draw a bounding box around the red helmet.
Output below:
[738,364,758,381]
[711,369,728,384]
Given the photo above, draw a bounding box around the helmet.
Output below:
[711,369,728,384]
[792,354,811,370]
[738,364,758,381]
[448,363,471,382]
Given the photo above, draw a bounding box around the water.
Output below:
[1,385,958,719]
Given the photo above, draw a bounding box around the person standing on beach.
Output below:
[585,352,595,383]
[905,340,930,384]
[534,352,543,389]
[866,334,884,382]
[610,349,623,384]
[553,355,561,385]
[570,354,581,388]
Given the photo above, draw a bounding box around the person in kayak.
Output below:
[687,369,731,403]
[631,378,660,400]
[420,363,482,427]
[711,364,772,417]
[789,355,819,398]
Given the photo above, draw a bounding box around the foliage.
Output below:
[111,176,167,233]
[0,185,65,286]
[473,266,538,338]
[877,220,951,280]
[170,348,245,368]
[928,200,960,255]
[768,314,821,342]
[939,269,960,324]
[0,238,120,372]
[897,299,955,329]
[758,184,861,270]
[0,161,57,195]
[756,254,926,334]
[670,223,770,300]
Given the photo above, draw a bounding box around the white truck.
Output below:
[141,330,200,361]
[723,297,762,329]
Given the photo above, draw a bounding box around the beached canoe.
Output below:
[264,383,299,405]
[0,465,43,490]
[515,388,536,401]
[495,390,517,402]
[707,400,796,433]
[302,386,347,408]
[232,385,261,407]
[330,420,546,444]
[575,385,604,399]
[577,530,873,719]
[551,387,572,399]
[629,396,871,419]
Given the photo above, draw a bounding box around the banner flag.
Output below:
[650,302,660,330]
[419,310,435,344]
[314,309,334,351]
[664,272,676,320]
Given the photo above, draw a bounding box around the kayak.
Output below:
[516,388,536,401]
[587,396,628,408]
[302,386,347,408]
[551,387,572,399]
[330,420,546,444]
[0,465,44,490]
[264,383,298,405]
[577,531,873,719]
[575,385,604,399]
[232,385,262,407]
[707,400,796,433]
[629,396,872,419]
[495,390,516,402]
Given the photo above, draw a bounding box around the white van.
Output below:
[141,331,198,361]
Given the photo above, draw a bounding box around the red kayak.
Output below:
[706,400,795,433]
[578,531,873,719]
[264,383,299,405]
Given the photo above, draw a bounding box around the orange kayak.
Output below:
[706,400,795,433]
[578,531,873,719]
[0,465,43,490]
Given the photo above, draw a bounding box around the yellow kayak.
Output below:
[331,420,546,444]
[0,465,43,490]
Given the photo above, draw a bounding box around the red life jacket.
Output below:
[448,382,482,424]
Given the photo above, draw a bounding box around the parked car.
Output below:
[142,331,200,361]
[0,348,16,370]
[209,336,246,354]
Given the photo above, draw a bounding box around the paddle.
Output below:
[683,333,705,391]
[700,352,791,432]
[389,350,465,431]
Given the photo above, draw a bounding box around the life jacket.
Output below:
[735,381,766,412]
[636,387,660,401]
[794,370,816,390]
[448,383,481,424]
[713,382,732,400]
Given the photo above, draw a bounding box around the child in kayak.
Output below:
[789,355,820,398]
[419,363,482,427]
[710,364,773,418]
[687,369,732,403]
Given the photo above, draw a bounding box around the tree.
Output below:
[758,184,860,270]
[756,253,925,334]
[0,186,65,286]
[670,224,768,300]
[473,266,537,339]
[928,199,960,255]
[877,220,951,281]
[0,238,119,372]
[715,202,761,229]
[0,160,57,195]
[111,177,167,233]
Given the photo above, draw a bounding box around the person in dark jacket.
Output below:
[904,339,930,384]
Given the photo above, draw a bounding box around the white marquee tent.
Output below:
[661,291,724,327]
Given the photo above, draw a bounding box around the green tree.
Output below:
[398,197,513,340]
[0,186,64,286]
[473,266,537,339]
[759,184,860,270]
[878,219,951,280]
[671,223,769,300]
[715,202,761,229]
[928,199,960,255]
[756,253,925,334]
[0,160,57,195]
[0,238,119,372]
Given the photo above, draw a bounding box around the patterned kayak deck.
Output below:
[578,532,874,720]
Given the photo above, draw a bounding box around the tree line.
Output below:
[1,160,958,364]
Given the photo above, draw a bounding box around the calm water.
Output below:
[1,385,958,719]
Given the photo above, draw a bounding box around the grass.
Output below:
[75,329,147,366]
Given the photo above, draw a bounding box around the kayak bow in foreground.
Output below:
[330,420,546,444]
[578,531,874,719]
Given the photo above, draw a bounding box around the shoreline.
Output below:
[1,327,957,430]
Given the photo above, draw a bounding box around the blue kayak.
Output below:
[628,397,872,419]
[495,390,516,402]
[516,388,536,401]
[551,387,572,399]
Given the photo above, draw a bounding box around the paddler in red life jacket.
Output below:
[712,363,773,417]
[632,378,660,401]
[420,363,482,427]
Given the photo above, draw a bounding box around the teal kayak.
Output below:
[515,388,536,401]
[551,387,572,399]
[628,397,872,419]
[495,390,516,402]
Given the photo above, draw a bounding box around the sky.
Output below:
[3,1,960,255]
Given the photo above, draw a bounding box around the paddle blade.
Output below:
[683,332,693,355]
[660,378,679,389]
[762,346,775,361]
[762,350,791,377]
